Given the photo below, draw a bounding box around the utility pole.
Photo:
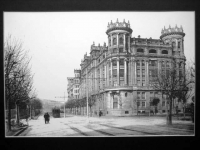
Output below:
[81,75,106,122]
[55,92,67,118]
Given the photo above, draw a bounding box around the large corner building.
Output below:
[67,19,186,116]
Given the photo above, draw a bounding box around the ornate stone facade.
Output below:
[71,19,186,116]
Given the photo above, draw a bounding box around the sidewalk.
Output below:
[5,114,41,137]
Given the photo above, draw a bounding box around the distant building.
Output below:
[68,19,186,116]
[67,69,81,100]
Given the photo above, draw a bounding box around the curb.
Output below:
[14,126,29,136]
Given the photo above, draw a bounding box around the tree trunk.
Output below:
[183,104,185,119]
[16,104,20,125]
[167,99,172,125]
[8,99,11,131]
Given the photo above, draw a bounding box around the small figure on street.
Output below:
[99,110,102,117]
[44,112,50,124]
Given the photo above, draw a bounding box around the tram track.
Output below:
[99,124,159,135]
[63,123,114,136]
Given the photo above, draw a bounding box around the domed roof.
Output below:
[160,25,185,39]
[106,19,132,34]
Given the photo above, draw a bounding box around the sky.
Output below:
[4,12,195,101]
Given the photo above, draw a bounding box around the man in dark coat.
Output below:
[44,113,48,124]
[46,112,50,123]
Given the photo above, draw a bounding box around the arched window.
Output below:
[112,60,117,66]
[137,48,144,53]
[172,42,176,49]
[119,37,123,45]
[149,49,157,53]
[113,38,117,45]
[162,50,168,54]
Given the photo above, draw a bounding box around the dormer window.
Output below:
[149,49,157,54]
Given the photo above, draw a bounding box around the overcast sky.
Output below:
[4,12,195,101]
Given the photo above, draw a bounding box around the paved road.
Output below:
[18,115,194,137]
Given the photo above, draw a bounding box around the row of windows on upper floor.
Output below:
[136,49,169,54]
[108,36,124,46]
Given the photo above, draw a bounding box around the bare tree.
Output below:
[176,61,195,118]
[4,35,34,131]
[150,59,194,125]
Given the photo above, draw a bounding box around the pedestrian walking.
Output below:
[44,112,48,124]
[99,110,102,117]
[46,112,50,123]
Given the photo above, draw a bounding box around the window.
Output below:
[172,42,176,49]
[119,69,124,77]
[149,60,157,67]
[137,69,140,77]
[142,61,145,66]
[166,70,170,77]
[113,69,117,78]
[125,92,127,97]
[119,48,123,53]
[137,102,140,107]
[109,38,111,46]
[166,61,170,67]
[162,61,165,67]
[142,80,145,86]
[112,60,117,66]
[113,48,117,53]
[119,59,124,66]
[142,69,145,77]
[162,50,168,54]
[178,42,180,48]
[137,80,140,86]
[113,81,117,86]
[149,49,157,53]
[142,102,146,107]
[142,92,145,99]
[137,48,144,53]
[103,55,105,59]
[125,111,129,114]
[113,38,117,45]
[119,37,123,45]
[137,61,140,66]
[179,62,182,68]
[137,92,140,99]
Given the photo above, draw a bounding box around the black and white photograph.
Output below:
[4,11,195,137]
